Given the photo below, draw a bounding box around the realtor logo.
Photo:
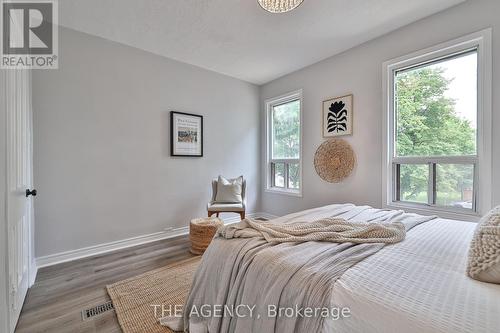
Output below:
[1,0,58,68]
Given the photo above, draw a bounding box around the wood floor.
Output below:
[15,235,193,333]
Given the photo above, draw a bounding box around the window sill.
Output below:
[385,202,481,222]
[265,187,302,198]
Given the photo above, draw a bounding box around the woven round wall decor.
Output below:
[314,139,356,183]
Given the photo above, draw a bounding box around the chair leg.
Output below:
[208,211,213,217]
[240,211,245,220]
[216,212,219,217]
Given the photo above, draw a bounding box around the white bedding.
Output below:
[272,205,500,333]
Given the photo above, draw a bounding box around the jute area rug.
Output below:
[107,256,201,333]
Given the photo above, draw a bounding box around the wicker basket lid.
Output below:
[314,138,356,183]
[190,217,224,226]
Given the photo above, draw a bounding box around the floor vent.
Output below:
[82,301,114,320]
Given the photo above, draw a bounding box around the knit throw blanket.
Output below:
[161,204,435,333]
[218,217,406,244]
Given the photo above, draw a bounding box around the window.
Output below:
[266,90,302,196]
[383,30,492,218]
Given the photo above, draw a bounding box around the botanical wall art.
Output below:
[322,94,353,137]
[170,111,203,157]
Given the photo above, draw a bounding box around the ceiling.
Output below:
[59,0,465,85]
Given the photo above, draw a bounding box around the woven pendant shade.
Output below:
[314,139,356,183]
[258,0,304,13]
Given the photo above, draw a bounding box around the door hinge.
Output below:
[9,290,16,310]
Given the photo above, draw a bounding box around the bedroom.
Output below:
[0,0,499,332]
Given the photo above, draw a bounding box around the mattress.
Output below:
[273,205,500,333]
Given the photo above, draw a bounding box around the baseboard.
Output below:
[35,228,186,269]
[29,261,37,287]
[35,212,275,269]
[256,212,279,220]
[221,212,277,224]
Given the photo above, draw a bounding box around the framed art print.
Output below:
[170,111,203,157]
[322,94,353,137]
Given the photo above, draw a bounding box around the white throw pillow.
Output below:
[215,176,243,203]
[467,206,500,284]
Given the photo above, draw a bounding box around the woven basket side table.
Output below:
[189,217,224,255]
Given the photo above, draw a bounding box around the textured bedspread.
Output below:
[326,217,500,333]
[161,204,435,333]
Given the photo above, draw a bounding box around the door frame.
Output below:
[1,69,11,333]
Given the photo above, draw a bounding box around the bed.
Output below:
[165,204,500,333]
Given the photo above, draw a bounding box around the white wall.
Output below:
[260,0,500,216]
[33,27,260,258]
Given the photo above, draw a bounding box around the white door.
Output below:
[5,68,35,333]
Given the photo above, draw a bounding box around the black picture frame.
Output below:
[170,111,203,157]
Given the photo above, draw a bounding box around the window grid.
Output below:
[393,161,477,211]
[269,159,299,190]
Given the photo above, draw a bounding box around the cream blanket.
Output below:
[467,205,500,283]
[161,204,435,333]
[218,217,406,244]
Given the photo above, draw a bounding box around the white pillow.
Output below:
[467,206,500,284]
[215,176,243,203]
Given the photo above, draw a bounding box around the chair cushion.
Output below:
[467,206,500,284]
[215,176,243,203]
[207,203,245,212]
